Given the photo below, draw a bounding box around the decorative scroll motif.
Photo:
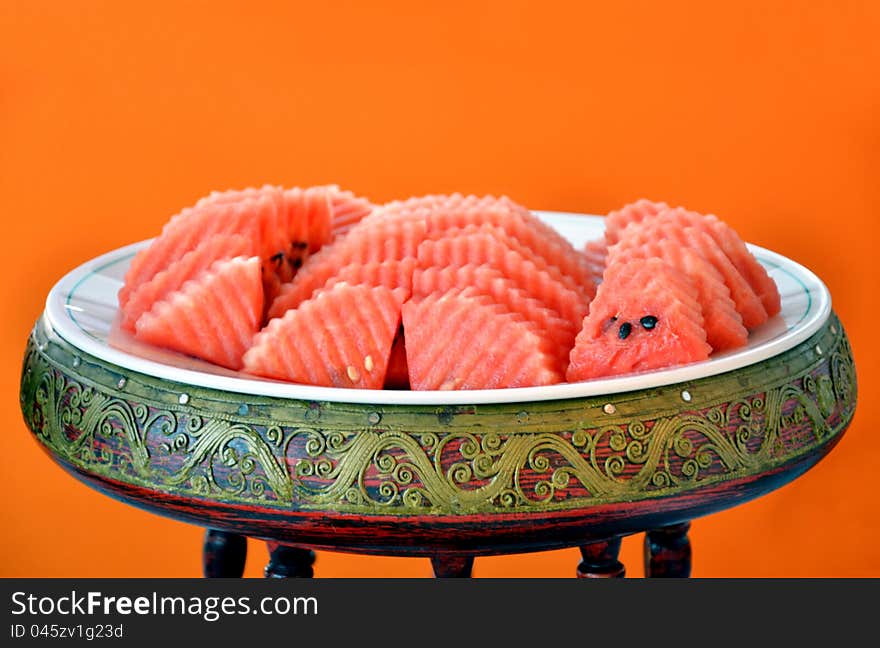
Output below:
[20,315,857,515]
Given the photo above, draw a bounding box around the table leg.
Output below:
[577,536,625,578]
[430,556,474,578]
[264,542,316,578]
[644,522,692,578]
[202,529,247,578]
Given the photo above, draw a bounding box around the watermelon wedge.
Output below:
[322,258,417,299]
[402,291,563,390]
[120,232,258,332]
[582,238,607,287]
[605,199,669,245]
[607,240,748,352]
[567,259,711,382]
[243,283,405,389]
[134,256,263,370]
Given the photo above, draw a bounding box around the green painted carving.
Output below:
[20,314,856,516]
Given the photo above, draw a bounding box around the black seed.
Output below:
[291,241,309,250]
[292,257,303,269]
[270,252,284,266]
[618,322,632,339]
[640,315,658,330]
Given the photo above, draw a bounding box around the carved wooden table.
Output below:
[20,311,856,578]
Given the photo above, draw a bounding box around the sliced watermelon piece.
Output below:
[582,238,608,287]
[608,240,748,352]
[415,231,590,324]
[323,258,417,299]
[266,219,427,319]
[567,259,711,382]
[402,292,563,390]
[412,265,578,371]
[120,232,258,331]
[605,199,669,245]
[609,215,769,329]
[243,283,405,388]
[134,256,263,370]
[330,189,376,238]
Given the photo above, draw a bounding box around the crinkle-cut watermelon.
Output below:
[322,258,417,299]
[567,259,711,382]
[402,292,563,390]
[424,223,585,295]
[134,256,263,370]
[582,238,608,287]
[384,328,410,389]
[330,189,375,238]
[266,220,427,319]
[119,198,265,308]
[415,231,590,324]
[607,240,748,352]
[605,199,669,245]
[243,283,406,389]
[424,208,595,297]
[412,265,578,371]
[121,232,258,332]
[609,217,768,330]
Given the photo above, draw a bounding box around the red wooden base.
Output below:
[643,523,692,578]
[264,542,316,578]
[203,529,247,578]
[577,536,625,578]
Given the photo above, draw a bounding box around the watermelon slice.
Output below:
[607,240,748,352]
[567,259,711,382]
[322,258,417,299]
[243,283,405,389]
[605,199,669,245]
[134,256,263,370]
[266,219,427,319]
[120,232,258,332]
[412,265,578,371]
[330,189,375,238]
[582,238,607,287]
[402,292,563,390]
[609,216,769,329]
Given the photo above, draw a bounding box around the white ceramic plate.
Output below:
[44,212,831,405]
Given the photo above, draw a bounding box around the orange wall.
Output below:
[2,1,878,577]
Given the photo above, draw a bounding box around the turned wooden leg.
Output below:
[577,537,625,578]
[202,529,247,578]
[264,542,316,578]
[431,556,474,578]
[644,522,692,578]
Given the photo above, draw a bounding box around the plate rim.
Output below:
[43,211,832,405]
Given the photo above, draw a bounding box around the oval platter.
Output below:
[20,212,857,555]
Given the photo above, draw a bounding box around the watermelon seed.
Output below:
[639,316,658,330]
[603,403,616,415]
[347,365,361,382]
[178,393,190,405]
[681,390,692,402]
[618,322,632,339]
[270,252,284,266]
[364,355,375,373]
[292,241,309,250]
[292,258,303,269]
[368,412,382,425]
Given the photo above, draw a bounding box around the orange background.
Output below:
[2,1,878,577]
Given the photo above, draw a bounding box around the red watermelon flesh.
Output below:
[607,240,748,352]
[242,283,405,389]
[330,189,375,238]
[582,238,608,287]
[134,256,263,370]
[384,329,410,389]
[412,265,578,371]
[119,199,262,308]
[605,199,669,245]
[609,217,768,329]
[424,208,595,297]
[121,232,258,332]
[416,230,591,321]
[266,220,427,319]
[402,292,563,390]
[322,258,417,299]
[567,259,711,382]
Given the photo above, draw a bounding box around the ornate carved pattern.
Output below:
[20,314,856,516]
